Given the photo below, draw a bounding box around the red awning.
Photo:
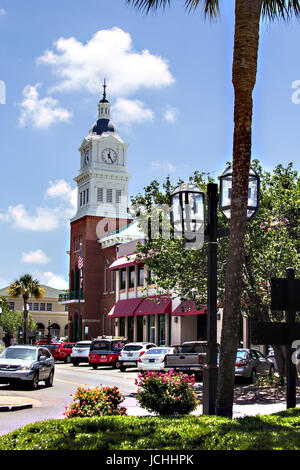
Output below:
[108,254,141,271]
[135,295,172,316]
[172,300,207,316]
[108,298,143,318]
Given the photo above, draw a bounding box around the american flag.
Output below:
[78,248,83,270]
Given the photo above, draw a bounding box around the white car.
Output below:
[118,342,157,372]
[138,347,176,372]
[70,341,92,366]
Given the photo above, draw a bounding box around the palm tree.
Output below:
[125,0,300,417]
[7,274,44,344]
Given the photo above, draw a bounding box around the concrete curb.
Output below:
[0,397,39,412]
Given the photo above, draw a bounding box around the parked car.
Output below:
[164,341,210,375]
[235,348,275,382]
[71,341,92,366]
[118,342,157,372]
[89,338,128,369]
[0,345,55,389]
[34,339,56,345]
[45,342,76,362]
[137,346,176,372]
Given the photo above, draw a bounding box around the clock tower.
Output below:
[65,82,132,341]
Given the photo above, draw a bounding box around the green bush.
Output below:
[1,410,300,450]
[135,370,199,416]
[64,385,127,418]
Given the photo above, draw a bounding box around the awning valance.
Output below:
[172,300,207,316]
[135,295,172,316]
[108,298,143,318]
[108,254,142,271]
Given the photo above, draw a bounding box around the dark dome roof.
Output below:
[89,118,118,136]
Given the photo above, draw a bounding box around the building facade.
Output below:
[105,239,224,347]
[0,284,68,342]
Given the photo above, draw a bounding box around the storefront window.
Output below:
[119,317,125,337]
[158,314,166,345]
[128,316,134,342]
[129,266,135,288]
[148,315,155,343]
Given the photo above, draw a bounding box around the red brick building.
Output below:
[61,84,136,341]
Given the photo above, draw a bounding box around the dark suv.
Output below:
[89,338,127,369]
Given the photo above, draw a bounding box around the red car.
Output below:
[89,338,127,369]
[46,343,76,362]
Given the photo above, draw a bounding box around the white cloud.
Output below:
[46,179,77,209]
[164,105,179,123]
[0,8,6,16]
[37,27,174,97]
[151,160,175,174]
[33,271,68,290]
[3,204,63,231]
[0,179,76,232]
[21,249,51,265]
[112,98,154,125]
[18,83,72,129]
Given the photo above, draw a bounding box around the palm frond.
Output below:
[126,0,170,13]
[126,0,220,18]
[185,0,220,18]
[261,0,300,21]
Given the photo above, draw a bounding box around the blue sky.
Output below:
[0,0,299,290]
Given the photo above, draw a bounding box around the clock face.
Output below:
[102,148,117,165]
[84,149,90,165]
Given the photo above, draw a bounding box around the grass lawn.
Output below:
[0,408,300,450]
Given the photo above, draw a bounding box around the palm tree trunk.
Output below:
[216,0,262,418]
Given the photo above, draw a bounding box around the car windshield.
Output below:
[91,341,126,352]
[145,348,170,355]
[0,347,36,361]
[123,345,143,351]
[75,343,91,348]
[237,350,248,359]
[46,344,60,349]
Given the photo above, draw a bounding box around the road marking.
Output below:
[54,378,88,387]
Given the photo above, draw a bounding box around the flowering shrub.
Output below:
[64,385,127,418]
[135,370,199,416]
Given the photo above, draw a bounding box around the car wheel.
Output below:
[31,372,39,390]
[92,365,98,370]
[120,365,126,372]
[72,360,79,366]
[45,369,54,387]
[249,369,257,384]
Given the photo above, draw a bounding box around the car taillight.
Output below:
[139,351,145,357]
[236,359,248,366]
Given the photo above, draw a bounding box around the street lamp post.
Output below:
[170,166,260,415]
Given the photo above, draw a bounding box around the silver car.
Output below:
[235,348,275,383]
[70,341,92,366]
[0,345,55,389]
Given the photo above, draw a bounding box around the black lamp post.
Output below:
[170,166,260,415]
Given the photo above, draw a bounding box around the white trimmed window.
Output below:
[116,190,122,204]
[97,187,103,202]
[106,189,113,203]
